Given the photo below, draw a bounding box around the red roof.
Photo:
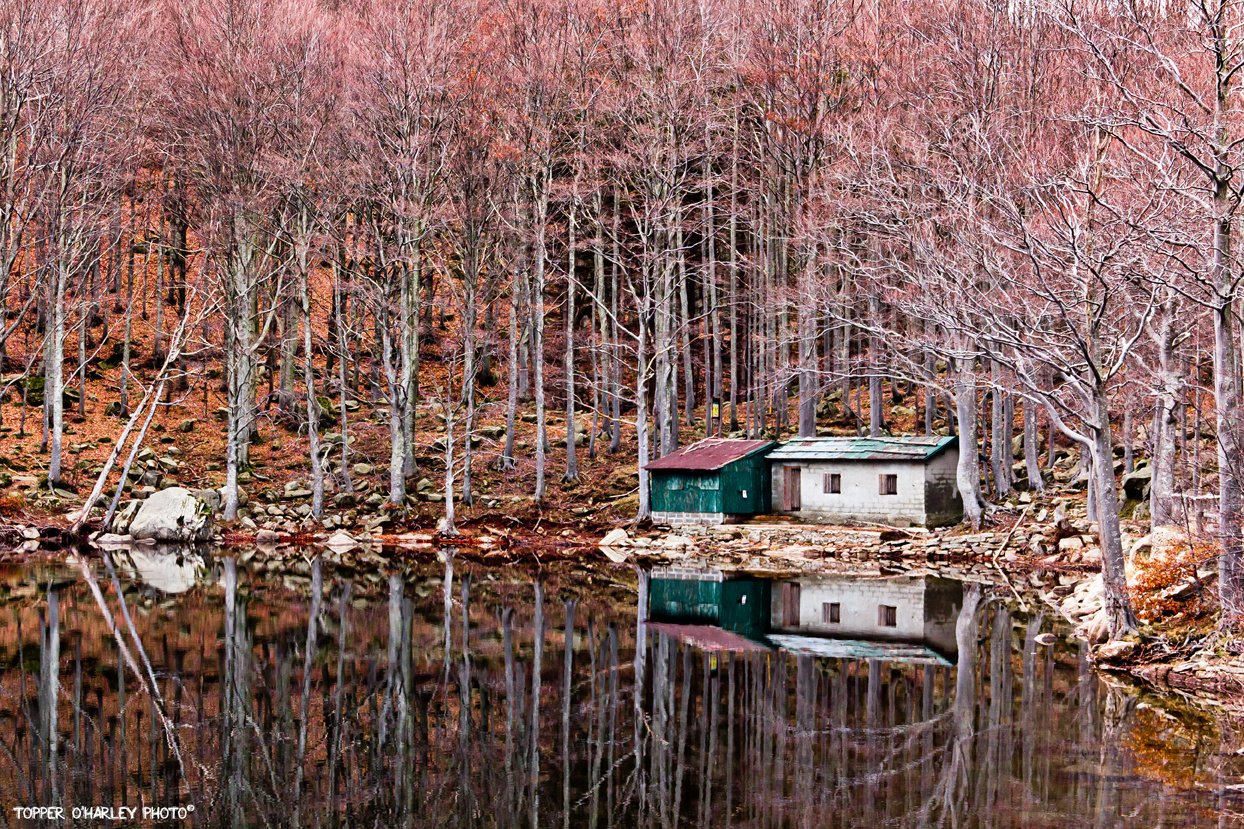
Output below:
[645,623,770,653]
[643,439,773,472]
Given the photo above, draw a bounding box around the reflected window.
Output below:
[878,605,897,627]
[823,602,840,624]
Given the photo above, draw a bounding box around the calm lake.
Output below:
[0,548,1239,827]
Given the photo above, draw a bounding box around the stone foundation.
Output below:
[652,511,726,525]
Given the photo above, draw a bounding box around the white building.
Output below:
[767,436,961,527]
[768,574,963,660]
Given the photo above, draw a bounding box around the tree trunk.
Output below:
[797,255,817,438]
[403,254,421,478]
[503,273,520,470]
[1089,401,1139,638]
[992,362,1010,498]
[47,261,66,486]
[954,363,983,530]
[676,214,694,427]
[1023,399,1044,494]
[636,307,652,520]
[609,207,622,453]
[532,184,549,501]
[300,243,323,520]
[564,198,578,482]
[1152,314,1180,526]
[442,400,457,535]
[868,296,883,438]
[330,258,353,498]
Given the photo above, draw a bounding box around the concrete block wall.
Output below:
[923,450,963,525]
[771,576,928,642]
[771,460,928,526]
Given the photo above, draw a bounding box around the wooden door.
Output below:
[782,466,801,511]
[782,582,801,627]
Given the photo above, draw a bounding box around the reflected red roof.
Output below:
[646,623,770,652]
[643,439,773,472]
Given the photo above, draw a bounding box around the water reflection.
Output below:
[0,554,1237,827]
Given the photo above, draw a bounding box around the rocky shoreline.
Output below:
[4,482,1242,708]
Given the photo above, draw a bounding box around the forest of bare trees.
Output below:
[5,0,1244,635]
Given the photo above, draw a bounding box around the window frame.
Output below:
[824,472,841,494]
[878,605,897,627]
[879,473,898,496]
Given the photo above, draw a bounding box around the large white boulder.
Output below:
[600,528,630,547]
[126,546,206,593]
[128,487,213,542]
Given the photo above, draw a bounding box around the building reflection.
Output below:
[0,557,1232,827]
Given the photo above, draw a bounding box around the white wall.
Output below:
[770,576,927,642]
[923,448,962,526]
[771,459,927,526]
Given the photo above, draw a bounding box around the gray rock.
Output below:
[111,500,142,534]
[283,480,313,500]
[215,485,247,509]
[600,528,629,546]
[256,529,281,544]
[352,462,374,476]
[325,530,357,551]
[1121,466,1152,501]
[178,418,197,433]
[128,487,213,542]
[191,488,223,514]
[92,532,133,546]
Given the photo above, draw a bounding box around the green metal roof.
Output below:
[766,435,957,462]
[765,634,954,665]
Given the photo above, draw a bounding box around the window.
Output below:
[823,602,840,624]
[879,474,898,495]
[669,479,684,491]
[878,605,897,627]
[823,473,841,494]
[701,477,720,490]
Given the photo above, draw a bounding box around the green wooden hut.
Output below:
[644,438,774,524]
[647,568,771,638]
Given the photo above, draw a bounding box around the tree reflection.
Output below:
[0,562,1235,827]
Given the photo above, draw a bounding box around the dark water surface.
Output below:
[0,549,1240,827]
